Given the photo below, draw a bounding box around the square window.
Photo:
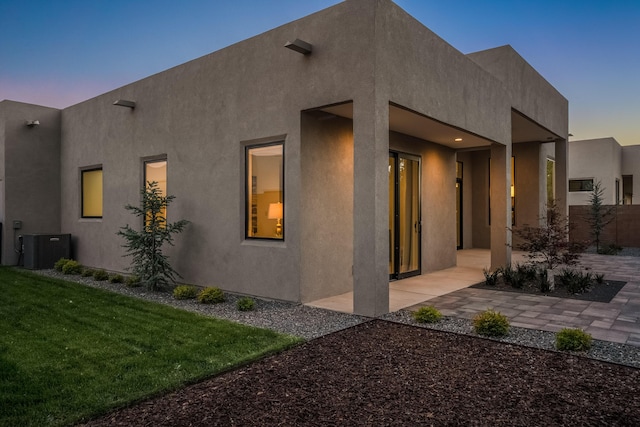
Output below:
[82,168,103,218]
[246,143,284,239]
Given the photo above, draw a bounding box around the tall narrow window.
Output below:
[246,143,284,239]
[511,156,515,226]
[546,159,555,204]
[81,168,103,218]
[145,159,167,221]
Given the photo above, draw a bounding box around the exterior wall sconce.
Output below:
[25,120,40,127]
[284,39,312,55]
[113,100,136,109]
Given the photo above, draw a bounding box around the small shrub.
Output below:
[502,265,525,289]
[197,287,225,304]
[62,260,83,275]
[54,258,72,272]
[515,263,538,282]
[236,297,255,311]
[558,269,592,294]
[595,273,605,284]
[173,285,198,300]
[473,309,509,337]
[108,274,124,284]
[93,269,109,281]
[598,244,622,255]
[412,306,442,323]
[81,268,95,277]
[556,328,592,351]
[125,275,141,287]
[483,268,501,286]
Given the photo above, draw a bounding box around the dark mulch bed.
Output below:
[471,278,626,303]
[81,320,640,426]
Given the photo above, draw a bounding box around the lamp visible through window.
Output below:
[267,202,283,237]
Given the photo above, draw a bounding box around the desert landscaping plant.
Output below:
[198,286,226,304]
[173,285,198,300]
[515,201,585,270]
[236,296,255,311]
[54,257,72,272]
[483,268,501,286]
[587,181,616,253]
[556,328,592,351]
[473,309,510,337]
[62,260,83,275]
[125,275,141,287]
[108,273,124,284]
[92,269,109,281]
[117,181,189,290]
[412,306,442,323]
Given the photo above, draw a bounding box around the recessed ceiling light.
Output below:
[454,138,463,142]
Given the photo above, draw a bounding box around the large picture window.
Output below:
[81,168,103,218]
[144,159,167,221]
[246,143,284,239]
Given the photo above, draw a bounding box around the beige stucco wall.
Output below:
[568,138,622,205]
[0,101,61,265]
[300,113,354,302]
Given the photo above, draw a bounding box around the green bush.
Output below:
[483,268,501,286]
[125,275,141,287]
[236,297,255,311]
[81,268,95,277]
[556,328,592,351]
[197,287,225,304]
[93,269,109,281]
[558,269,593,294]
[54,258,72,272]
[515,263,538,282]
[62,260,83,275]
[108,274,124,284]
[473,309,510,337]
[173,285,198,300]
[412,306,442,323]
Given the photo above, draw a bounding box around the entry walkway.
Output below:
[307,250,640,347]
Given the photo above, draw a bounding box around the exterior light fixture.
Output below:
[113,100,136,109]
[454,138,463,142]
[25,120,40,127]
[284,39,312,55]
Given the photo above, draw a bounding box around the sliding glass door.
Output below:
[389,152,421,280]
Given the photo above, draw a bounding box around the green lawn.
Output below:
[0,268,301,426]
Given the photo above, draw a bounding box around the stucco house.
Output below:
[568,137,640,205]
[0,0,568,316]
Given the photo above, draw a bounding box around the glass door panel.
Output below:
[389,152,420,280]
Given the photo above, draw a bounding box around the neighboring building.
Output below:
[0,0,569,316]
[568,137,640,205]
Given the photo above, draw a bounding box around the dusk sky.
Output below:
[1,0,638,145]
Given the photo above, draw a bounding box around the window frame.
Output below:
[568,178,594,192]
[245,141,285,240]
[81,166,103,219]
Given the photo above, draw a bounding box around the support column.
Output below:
[352,100,389,317]
[490,142,512,270]
[555,139,568,216]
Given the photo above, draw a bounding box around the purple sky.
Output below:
[1,0,638,145]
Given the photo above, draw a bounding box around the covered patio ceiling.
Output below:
[316,102,561,149]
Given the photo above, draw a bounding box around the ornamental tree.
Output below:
[117,181,189,290]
